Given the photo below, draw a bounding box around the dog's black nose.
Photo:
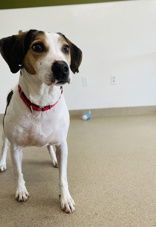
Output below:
[51,61,69,83]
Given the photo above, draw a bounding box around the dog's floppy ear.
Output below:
[0,30,38,73]
[58,33,82,73]
[0,35,23,73]
[70,41,82,73]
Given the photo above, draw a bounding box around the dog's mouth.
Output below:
[47,76,70,86]
[55,79,70,85]
[56,81,67,85]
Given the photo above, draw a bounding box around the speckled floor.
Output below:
[0,114,156,227]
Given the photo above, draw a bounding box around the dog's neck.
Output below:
[19,70,61,107]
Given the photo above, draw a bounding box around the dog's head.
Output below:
[0,29,82,86]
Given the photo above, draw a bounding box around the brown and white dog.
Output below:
[0,30,82,213]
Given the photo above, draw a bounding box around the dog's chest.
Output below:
[22,115,56,146]
[6,108,69,147]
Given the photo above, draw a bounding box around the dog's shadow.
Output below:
[23,159,59,182]
[24,159,54,168]
[7,193,62,215]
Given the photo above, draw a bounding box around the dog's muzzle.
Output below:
[51,61,70,85]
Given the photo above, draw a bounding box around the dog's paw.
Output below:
[52,160,58,168]
[60,194,75,213]
[15,187,29,202]
[0,162,7,172]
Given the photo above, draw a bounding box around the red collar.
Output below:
[18,85,63,112]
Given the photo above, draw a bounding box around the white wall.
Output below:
[0,0,156,112]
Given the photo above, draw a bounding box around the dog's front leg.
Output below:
[47,145,58,168]
[0,136,9,172]
[56,141,75,213]
[10,144,29,202]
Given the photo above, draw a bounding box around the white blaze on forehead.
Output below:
[44,32,66,61]
[45,32,60,46]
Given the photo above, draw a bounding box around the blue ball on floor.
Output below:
[81,112,91,120]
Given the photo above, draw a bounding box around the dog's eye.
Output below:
[62,44,70,54]
[32,43,44,53]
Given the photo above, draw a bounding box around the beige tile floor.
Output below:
[0,114,156,227]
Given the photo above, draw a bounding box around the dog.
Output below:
[0,29,82,213]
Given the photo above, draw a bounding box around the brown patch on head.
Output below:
[23,33,49,74]
[18,30,23,35]
[57,33,82,74]
[58,36,71,64]
[0,29,45,74]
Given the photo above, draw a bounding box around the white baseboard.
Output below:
[70,106,156,118]
[1,106,156,123]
